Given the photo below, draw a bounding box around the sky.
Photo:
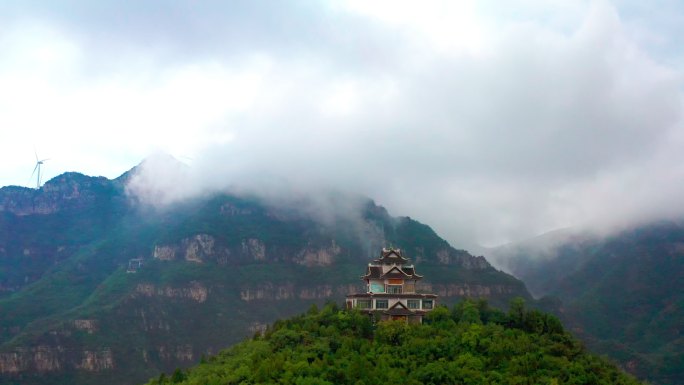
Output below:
[2,0,684,248]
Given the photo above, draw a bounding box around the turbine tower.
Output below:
[30,151,49,189]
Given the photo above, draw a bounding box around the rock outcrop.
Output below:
[135,282,209,303]
[295,241,341,266]
[0,346,113,374]
[240,283,363,301]
[73,320,98,334]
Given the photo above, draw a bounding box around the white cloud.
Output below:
[1,1,684,247]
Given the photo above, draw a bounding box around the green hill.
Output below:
[489,221,684,384]
[0,167,530,385]
[145,300,641,385]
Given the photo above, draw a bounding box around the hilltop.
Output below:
[146,300,641,385]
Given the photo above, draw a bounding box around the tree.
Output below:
[509,297,526,328]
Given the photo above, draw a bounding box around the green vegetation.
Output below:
[0,171,532,385]
[496,221,684,384]
[147,299,641,385]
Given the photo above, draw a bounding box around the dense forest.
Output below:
[490,221,684,383]
[147,299,641,385]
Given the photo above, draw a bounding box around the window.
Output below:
[387,285,403,294]
[356,299,372,309]
[422,299,433,310]
[407,299,420,309]
[375,299,388,309]
[369,282,385,293]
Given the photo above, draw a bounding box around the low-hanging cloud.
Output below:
[3,1,684,248]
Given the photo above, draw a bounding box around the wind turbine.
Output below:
[30,150,50,189]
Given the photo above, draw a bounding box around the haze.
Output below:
[2,1,684,247]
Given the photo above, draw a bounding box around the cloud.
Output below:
[2,1,684,248]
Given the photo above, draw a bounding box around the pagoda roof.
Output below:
[402,266,422,278]
[361,265,424,280]
[380,266,423,280]
[383,302,414,316]
[362,265,383,279]
[374,248,409,265]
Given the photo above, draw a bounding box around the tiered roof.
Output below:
[374,248,409,265]
[384,302,414,316]
[361,248,423,280]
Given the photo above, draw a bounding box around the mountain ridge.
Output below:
[487,222,684,384]
[0,165,531,385]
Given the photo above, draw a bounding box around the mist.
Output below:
[3,1,684,248]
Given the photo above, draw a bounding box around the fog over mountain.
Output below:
[2,1,684,247]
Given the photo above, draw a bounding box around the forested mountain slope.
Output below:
[489,221,684,384]
[0,166,530,385]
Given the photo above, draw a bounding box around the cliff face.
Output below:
[0,173,117,216]
[0,347,114,374]
[0,169,531,385]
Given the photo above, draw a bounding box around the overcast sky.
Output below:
[2,0,684,247]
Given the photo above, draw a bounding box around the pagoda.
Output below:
[346,247,437,323]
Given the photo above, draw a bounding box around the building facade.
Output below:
[346,248,437,323]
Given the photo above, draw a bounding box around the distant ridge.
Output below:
[489,221,684,384]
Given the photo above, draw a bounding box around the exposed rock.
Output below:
[137,309,171,332]
[299,285,333,299]
[436,248,490,269]
[0,173,111,215]
[295,240,341,267]
[153,245,176,261]
[135,282,208,303]
[242,238,266,261]
[73,319,98,334]
[0,351,28,374]
[220,203,252,216]
[240,284,360,301]
[335,284,363,296]
[156,235,223,263]
[240,284,294,301]
[461,255,491,270]
[76,349,114,371]
[183,234,215,263]
[0,345,111,374]
[31,346,62,372]
[158,345,194,362]
[437,249,450,264]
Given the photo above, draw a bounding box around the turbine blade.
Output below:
[34,147,38,162]
[30,163,39,179]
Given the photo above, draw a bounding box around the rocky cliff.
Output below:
[0,168,531,385]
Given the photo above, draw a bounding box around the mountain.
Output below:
[488,222,684,384]
[145,300,642,385]
[0,165,531,385]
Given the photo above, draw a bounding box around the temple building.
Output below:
[346,247,437,323]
